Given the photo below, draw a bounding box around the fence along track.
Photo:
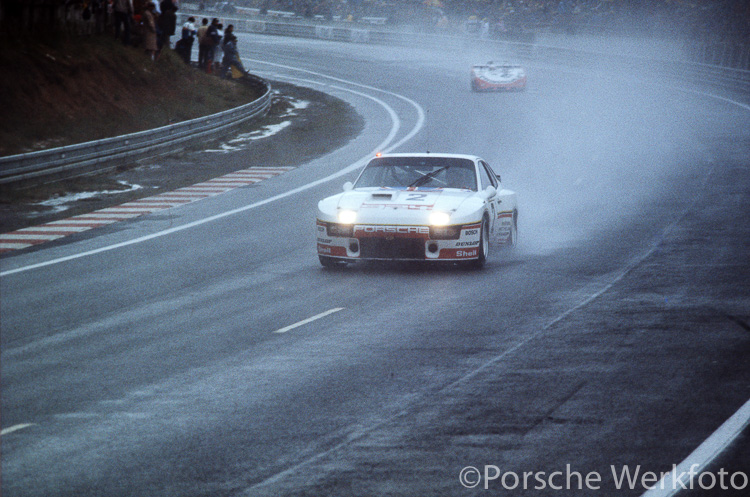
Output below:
[0,75,271,186]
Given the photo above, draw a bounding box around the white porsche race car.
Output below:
[471,62,527,92]
[316,153,518,268]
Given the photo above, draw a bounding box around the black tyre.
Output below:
[471,218,490,269]
[506,210,518,248]
[319,255,347,268]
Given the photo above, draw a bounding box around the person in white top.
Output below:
[175,16,197,64]
[112,0,133,45]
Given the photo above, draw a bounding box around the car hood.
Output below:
[473,66,524,82]
[327,187,478,224]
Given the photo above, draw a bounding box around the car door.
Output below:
[482,161,515,244]
[478,160,500,242]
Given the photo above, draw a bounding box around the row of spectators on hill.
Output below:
[108,0,250,75]
[110,0,179,59]
[59,0,748,46]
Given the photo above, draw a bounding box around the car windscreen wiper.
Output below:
[408,166,448,187]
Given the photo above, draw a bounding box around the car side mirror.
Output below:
[343,181,353,191]
[495,173,501,183]
[485,185,497,198]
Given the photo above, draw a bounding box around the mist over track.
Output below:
[1,34,749,497]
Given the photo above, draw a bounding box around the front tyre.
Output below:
[471,218,490,269]
[319,255,347,268]
[505,210,518,248]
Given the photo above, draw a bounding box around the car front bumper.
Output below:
[316,220,483,262]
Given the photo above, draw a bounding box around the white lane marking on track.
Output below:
[668,86,750,112]
[175,187,231,192]
[272,308,345,334]
[32,224,93,231]
[91,206,156,212]
[240,161,748,493]
[14,225,100,231]
[44,217,119,224]
[70,213,143,219]
[0,243,31,250]
[0,234,65,240]
[241,222,682,493]
[1,423,35,436]
[639,399,750,497]
[1,73,424,277]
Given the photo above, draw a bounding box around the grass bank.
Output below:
[0,35,264,157]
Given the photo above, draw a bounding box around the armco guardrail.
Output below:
[0,75,271,186]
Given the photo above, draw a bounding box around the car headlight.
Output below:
[338,209,357,224]
[327,223,353,237]
[429,211,451,226]
[429,225,461,240]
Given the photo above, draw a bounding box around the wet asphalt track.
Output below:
[1,35,749,496]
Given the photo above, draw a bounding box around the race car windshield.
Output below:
[355,157,477,190]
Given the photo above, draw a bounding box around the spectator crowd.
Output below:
[86,0,250,76]
[50,0,750,66]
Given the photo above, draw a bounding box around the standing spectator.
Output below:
[113,0,133,45]
[196,18,210,69]
[142,2,159,60]
[175,16,196,63]
[222,23,235,45]
[204,18,221,73]
[182,16,197,39]
[220,24,248,78]
[213,22,224,73]
[158,0,178,49]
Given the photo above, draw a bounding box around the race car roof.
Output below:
[374,152,481,162]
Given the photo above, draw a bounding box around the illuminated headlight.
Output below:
[429,211,451,226]
[338,209,357,224]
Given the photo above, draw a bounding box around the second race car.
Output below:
[471,62,527,91]
[316,153,518,268]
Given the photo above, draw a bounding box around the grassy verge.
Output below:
[0,35,367,236]
[0,34,263,157]
[0,81,366,234]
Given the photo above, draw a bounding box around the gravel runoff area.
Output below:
[0,81,364,235]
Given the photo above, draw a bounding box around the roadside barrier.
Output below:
[0,74,271,186]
